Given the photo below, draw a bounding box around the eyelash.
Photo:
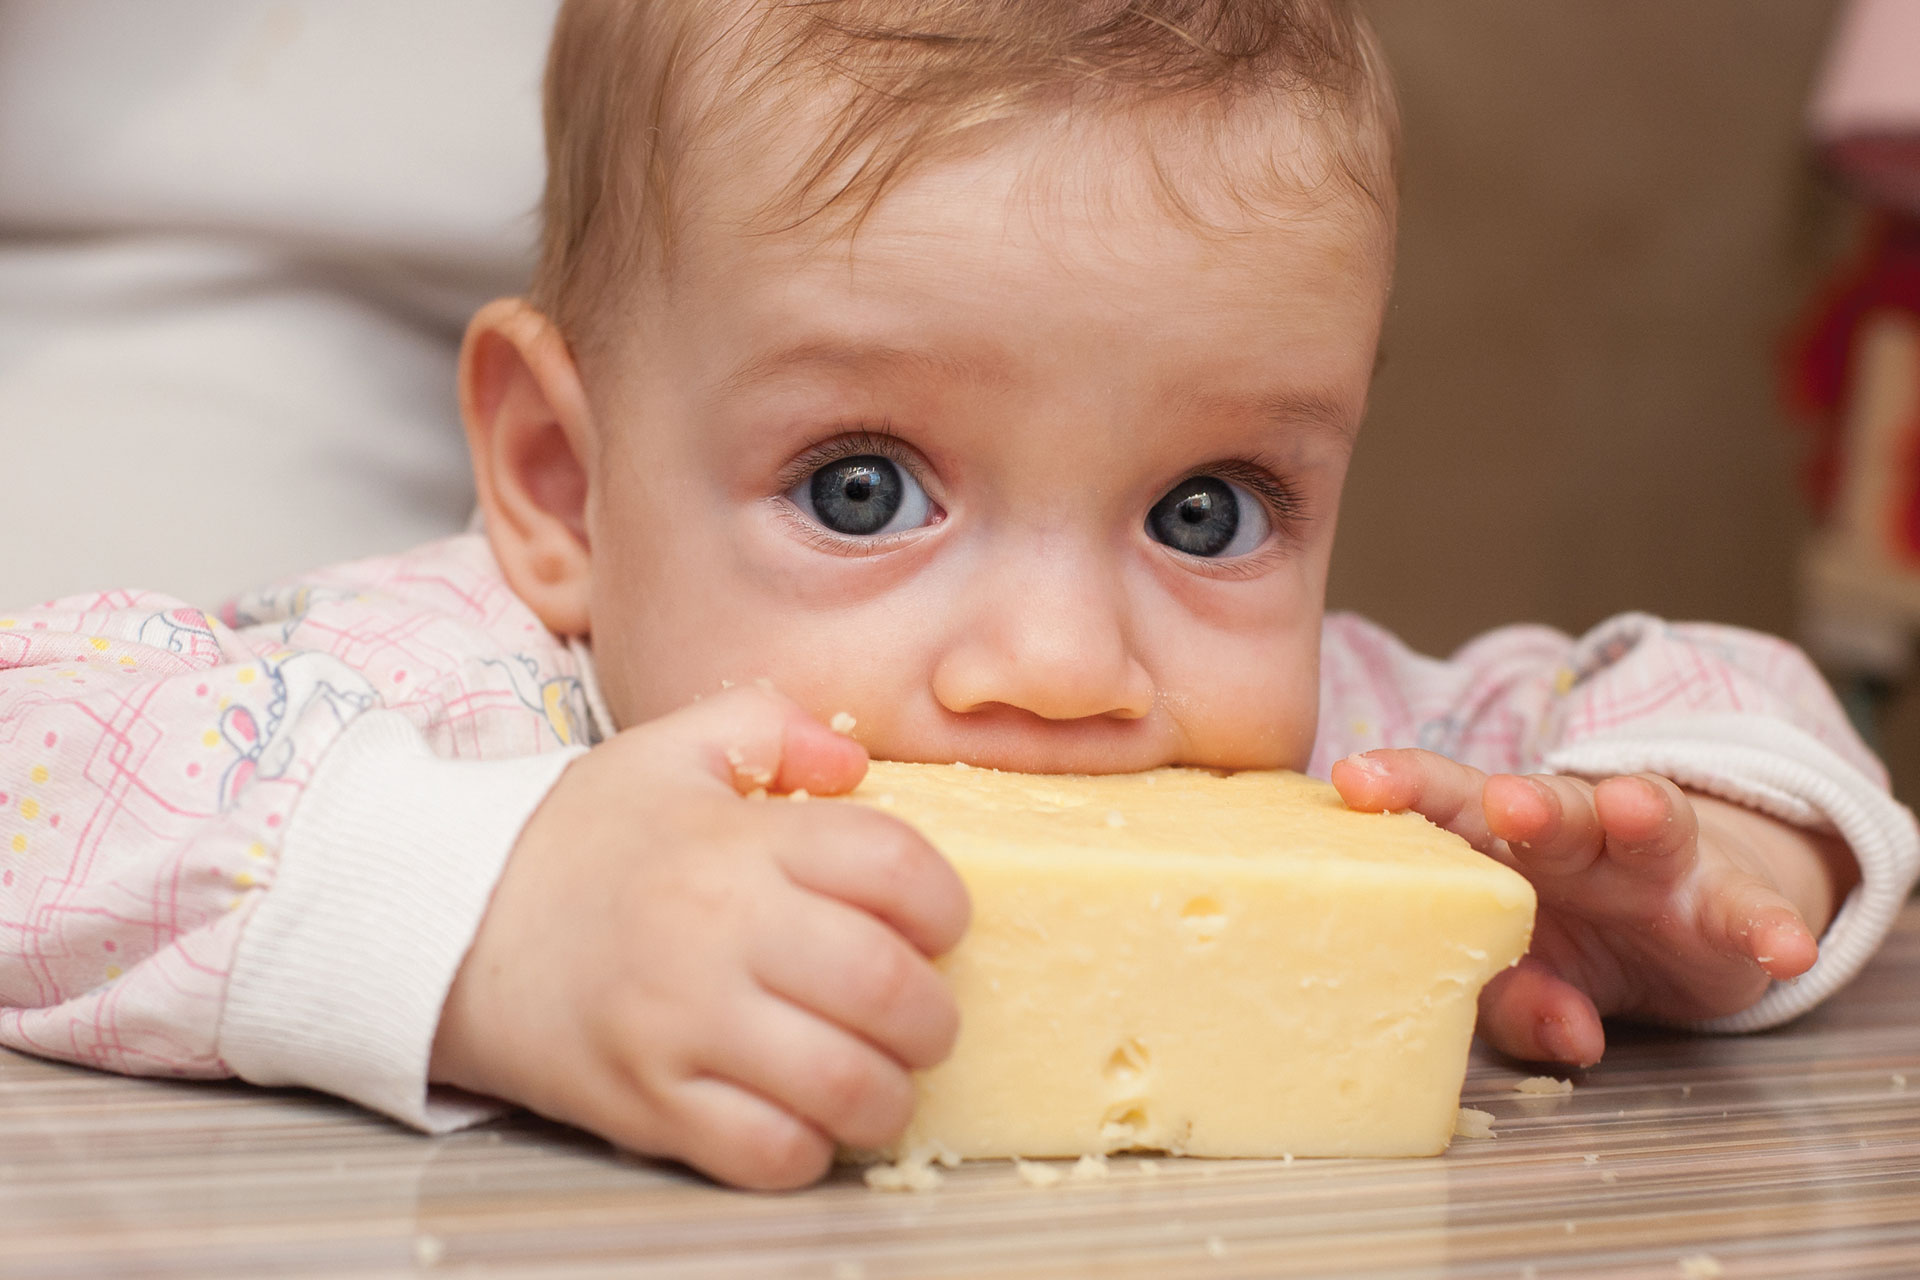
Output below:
[774,424,920,492]
[1202,458,1308,532]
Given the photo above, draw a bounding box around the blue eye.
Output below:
[1146,475,1271,558]
[787,455,934,537]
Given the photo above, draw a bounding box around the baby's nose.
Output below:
[930,546,1154,723]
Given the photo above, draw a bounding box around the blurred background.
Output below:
[1336,0,1844,647]
[3,0,1915,792]
[1336,0,1920,795]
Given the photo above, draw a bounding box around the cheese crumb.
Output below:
[1453,1107,1496,1139]
[790,788,810,803]
[1204,1235,1227,1259]
[832,1262,867,1280]
[1600,1170,1618,1184]
[1893,1074,1908,1091]
[1137,1159,1160,1176]
[829,711,857,735]
[1069,1153,1110,1182]
[1678,1254,1724,1279]
[746,788,767,801]
[1514,1076,1573,1095]
[1681,1084,1693,1097]
[864,1151,944,1193]
[1582,1153,1599,1164]
[861,1142,959,1193]
[952,760,971,770]
[1013,1158,1063,1188]
[723,746,746,769]
[413,1235,445,1268]
[748,767,773,787]
[1104,809,1126,828]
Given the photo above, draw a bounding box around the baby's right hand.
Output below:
[429,687,970,1189]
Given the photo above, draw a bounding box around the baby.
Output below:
[2,0,1915,1192]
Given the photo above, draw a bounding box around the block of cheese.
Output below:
[843,761,1535,1160]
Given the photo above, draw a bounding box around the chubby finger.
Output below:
[1591,774,1698,879]
[776,806,971,957]
[1476,957,1606,1067]
[1748,913,1820,982]
[1332,748,1498,853]
[1701,875,1820,982]
[752,893,960,1069]
[1483,773,1606,879]
[633,685,869,798]
[662,1075,836,1191]
[711,993,918,1154]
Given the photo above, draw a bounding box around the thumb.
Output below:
[632,685,869,797]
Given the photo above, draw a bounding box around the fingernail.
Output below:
[1340,752,1387,778]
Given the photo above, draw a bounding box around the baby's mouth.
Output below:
[866,705,1180,776]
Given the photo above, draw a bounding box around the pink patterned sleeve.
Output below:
[1311,610,1920,1029]
[0,535,591,1127]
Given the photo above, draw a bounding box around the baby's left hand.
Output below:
[1332,749,1856,1067]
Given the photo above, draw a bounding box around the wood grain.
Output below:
[5,906,1920,1279]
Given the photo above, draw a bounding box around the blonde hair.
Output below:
[531,0,1399,352]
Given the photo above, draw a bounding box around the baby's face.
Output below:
[580,123,1388,773]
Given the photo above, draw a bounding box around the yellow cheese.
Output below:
[844,761,1536,1160]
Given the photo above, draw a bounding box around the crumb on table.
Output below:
[1453,1107,1496,1139]
[1514,1076,1573,1096]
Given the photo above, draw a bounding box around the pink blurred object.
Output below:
[1790,2,1920,692]
[1809,0,1920,211]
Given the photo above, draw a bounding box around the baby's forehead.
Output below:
[532,1,1397,354]
[681,95,1392,286]
[655,120,1387,448]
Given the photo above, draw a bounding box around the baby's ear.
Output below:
[459,299,594,637]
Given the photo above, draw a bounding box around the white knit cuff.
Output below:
[217,710,584,1130]
[1542,712,1920,1031]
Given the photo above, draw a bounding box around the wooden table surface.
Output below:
[7,906,1920,1280]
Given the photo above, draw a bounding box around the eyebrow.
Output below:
[1188,387,1361,443]
[716,338,1016,397]
[717,340,1359,442]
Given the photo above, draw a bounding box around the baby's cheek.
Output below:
[1167,656,1319,771]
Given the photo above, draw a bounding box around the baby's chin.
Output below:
[863,706,1312,776]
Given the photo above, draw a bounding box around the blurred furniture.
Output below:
[0,0,554,608]
[1790,0,1920,741]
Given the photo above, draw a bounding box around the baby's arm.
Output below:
[0,539,965,1187]
[1315,612,1920,1063]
